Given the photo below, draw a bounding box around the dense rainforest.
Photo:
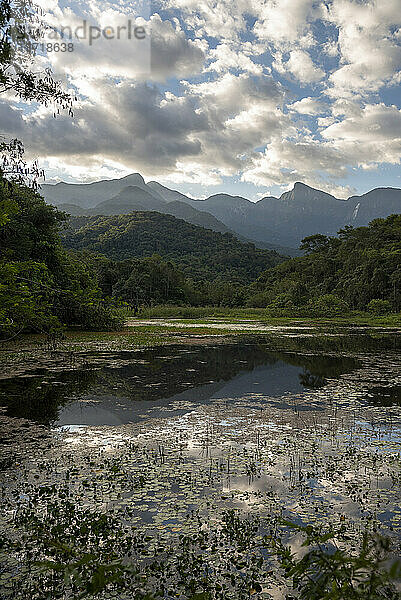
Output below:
[0,178,123,337]
[1,177,401,338]
[248,216,401,315]
[61,213,283,283]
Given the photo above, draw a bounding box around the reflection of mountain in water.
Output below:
[299,372,326,389]
[57,361,318,427]
[0,341,360,426]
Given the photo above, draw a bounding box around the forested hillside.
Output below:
[61,213,284,283]
[43,174,401,249]
[2,177,401,340]
[249,215,401,314]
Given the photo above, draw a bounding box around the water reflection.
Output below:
[0,342,360,426]
[1,331,401,573]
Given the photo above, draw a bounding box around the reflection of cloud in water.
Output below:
[2,335,401,563]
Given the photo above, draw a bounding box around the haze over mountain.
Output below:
[42,174,156,208]
[50,182,232,237]
[90,186,166,214]
[42,175,401,249]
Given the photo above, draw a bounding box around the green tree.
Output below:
[0,0,73,195]
[300,233,332,254]
[250,216,401,314]
[0,0,72,105]
[0,177,65,264]
[367,299,392,315]
[308,294,349,317]
[0,179,123,337]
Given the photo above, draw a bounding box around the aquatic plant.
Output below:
[2,487,400,600]
[267,520,401,599]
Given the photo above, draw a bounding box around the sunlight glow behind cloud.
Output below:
[2,0,400,197]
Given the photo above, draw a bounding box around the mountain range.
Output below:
[42,174,401,250]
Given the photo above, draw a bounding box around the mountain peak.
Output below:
[293,181,313,190]
[280,182,339,203]
[120,173,146,185]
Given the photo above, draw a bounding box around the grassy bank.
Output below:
[130,305,401,328]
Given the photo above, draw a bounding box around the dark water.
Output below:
[1,331,401,587]
[2,332,401,430]
[367,385,401,406]
[0,339,364,427]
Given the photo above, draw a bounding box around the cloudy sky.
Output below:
[4,0,401,199]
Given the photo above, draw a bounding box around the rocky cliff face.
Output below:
[348,188,401,227]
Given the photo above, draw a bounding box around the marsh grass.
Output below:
[133,306,401,328]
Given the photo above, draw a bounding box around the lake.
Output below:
[1,328,401,598]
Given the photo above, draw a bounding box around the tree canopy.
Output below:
[0,0,74,191]
[248,215,401,314]
[61,213,284,285]
[0,178,123,337]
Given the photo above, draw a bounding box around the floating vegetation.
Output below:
[0,330,401,598]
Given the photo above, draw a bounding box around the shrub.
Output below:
[71,303,125,331]
[307,294,349,317]
[267,520,401,600]
[367,299,393,315]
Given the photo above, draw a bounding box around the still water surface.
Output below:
[1,331,401,586]
[1,341,362,427]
